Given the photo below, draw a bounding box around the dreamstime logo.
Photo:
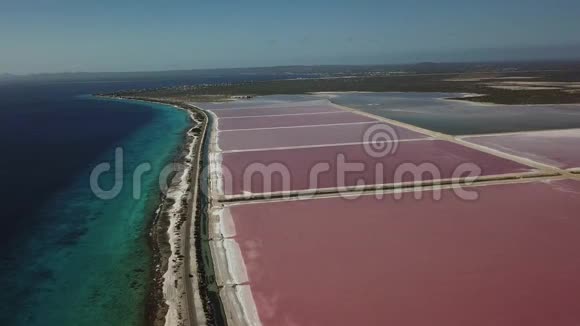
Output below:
[363,123,399,158]
[89,123,483,202]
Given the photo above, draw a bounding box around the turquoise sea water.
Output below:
[0,74,299,326]
[1,96,189,325]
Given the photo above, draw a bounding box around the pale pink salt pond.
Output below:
[226,180,580,326]
[463,129,580,169]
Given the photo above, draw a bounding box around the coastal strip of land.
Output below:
[99,96,214,326]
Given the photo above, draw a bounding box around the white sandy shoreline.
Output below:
[162,119,196,326]
[157,106,208,326]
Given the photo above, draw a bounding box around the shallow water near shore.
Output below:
[0,85,190,325]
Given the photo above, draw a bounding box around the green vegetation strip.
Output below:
[112,68,580,105]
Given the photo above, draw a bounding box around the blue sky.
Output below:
[1,0,580,74]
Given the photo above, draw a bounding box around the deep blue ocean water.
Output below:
[0,75,286,326]
[0,82,192,325]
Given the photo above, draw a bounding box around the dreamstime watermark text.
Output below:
[89,123,482,202]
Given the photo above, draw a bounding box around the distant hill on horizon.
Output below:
[2,59,580,84]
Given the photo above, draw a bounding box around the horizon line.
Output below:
[3,57,580,78]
